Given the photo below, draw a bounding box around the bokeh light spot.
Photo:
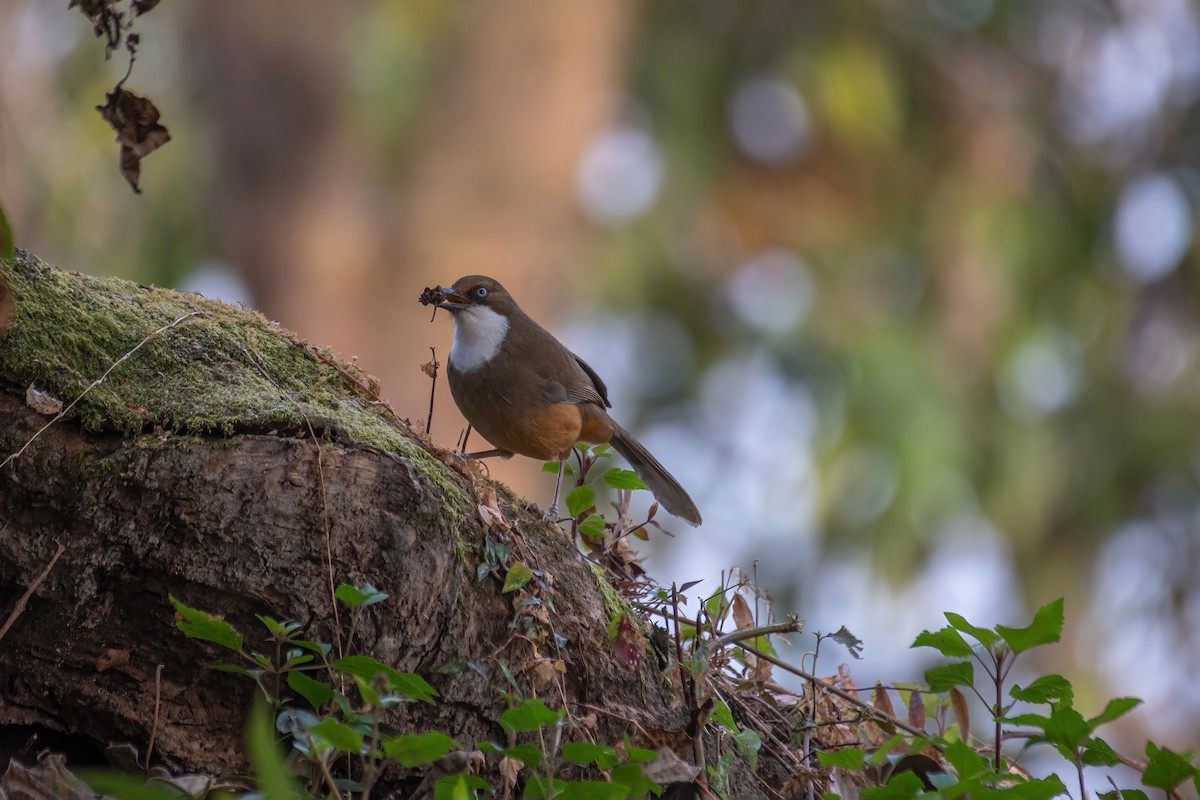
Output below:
[1114,172,1192,283]
[726,249,814,334]
[728,76,809,165]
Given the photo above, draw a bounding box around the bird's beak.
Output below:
[436,286,471,310]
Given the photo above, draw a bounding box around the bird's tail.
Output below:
[609,424,702,527]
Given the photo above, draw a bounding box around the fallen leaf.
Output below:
[641,747,700,785]
[25,385,62,416]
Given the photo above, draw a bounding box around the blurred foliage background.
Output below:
[2,0,1199,754]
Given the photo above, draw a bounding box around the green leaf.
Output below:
[255,615,301,638]
[1010,674,1073,705]
[942,740,989,782]
[502,562,534,593]
[603,468,647,490]
[383,732,458,767]
[1043,706,1092,758]
[611,763,660,798]
[500,742,544,769]
[861,771,926,800]
[578,514,606,539]
[435,773,490,800]
[542,460,575,476]
[531,779,630,799]
[1142,742,1197,792]
[1082,738,1122,767]
[924,661,974,692]
[1087,697,1141,727]
[335,583,389,608]
[912,626,975,658]
[999,712,1050,730]
[817,748,866,768]
[170,596,244,652]
[710,699,737,732]
[499,698,564,733]
[307,717,364,754]
[1099,791,1150,800]
[287,670,333,710]
[331,655,438,703]
[562,741,618,768]
[995,599,1064,655]
[566,485,596,518]
[248,700,302,800]
[987,774,1068,800]
[733,728,761,772]
[626,745,658,762]
[943,612,999,648]
[0,204,11,263]
[79,772,186,800]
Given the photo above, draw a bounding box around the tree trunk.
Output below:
[0,250,697,789]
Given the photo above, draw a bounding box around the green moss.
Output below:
[589,562,630,624]
[1,250,467,507]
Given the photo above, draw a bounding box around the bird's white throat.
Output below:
[449,306,510,371]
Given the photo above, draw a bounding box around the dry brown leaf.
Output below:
[750,651,773,683]
[95,86,170,194]
[0,753,95,800]
[907,688,925,730]
[524,657,566,688]
[477,486,508,529]
[641,746,700,785]
[731,592,755,631]
[949,687,970,738]
[499,755,523,792]
[25,385,62,416]
[872,683,895,719]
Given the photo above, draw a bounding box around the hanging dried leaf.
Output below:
[907,688,925,730]
[949,686,970,737]
[872,683,895,719]
[731,592,755,631]
[95,86,170,194]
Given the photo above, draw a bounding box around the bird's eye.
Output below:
[474,287,488,299]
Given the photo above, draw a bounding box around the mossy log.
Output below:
[0,251,697,789]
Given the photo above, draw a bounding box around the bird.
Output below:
[422,275,702,526]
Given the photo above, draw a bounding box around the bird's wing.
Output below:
[537,354,610,408]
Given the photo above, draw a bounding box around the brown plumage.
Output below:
[427,275,702,526]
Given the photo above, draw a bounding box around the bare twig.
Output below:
[736,642,927,740]
[311,348,410,431]
[711,620,805,651]
[425,347,438,434]
[1,310,202,471]
[144,663,164,771]
[0,543,66,641]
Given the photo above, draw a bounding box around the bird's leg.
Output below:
[545,459,567,520]
[460,448,513,460]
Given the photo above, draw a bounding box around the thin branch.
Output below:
[144,663,164,771]
[711,620,805,651]
[1,310,202,471]
[0,543,66,641]
[736,642,928,740]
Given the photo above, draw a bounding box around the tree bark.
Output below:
[0,251,691,786]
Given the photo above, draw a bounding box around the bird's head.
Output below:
[433,276,517,317]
